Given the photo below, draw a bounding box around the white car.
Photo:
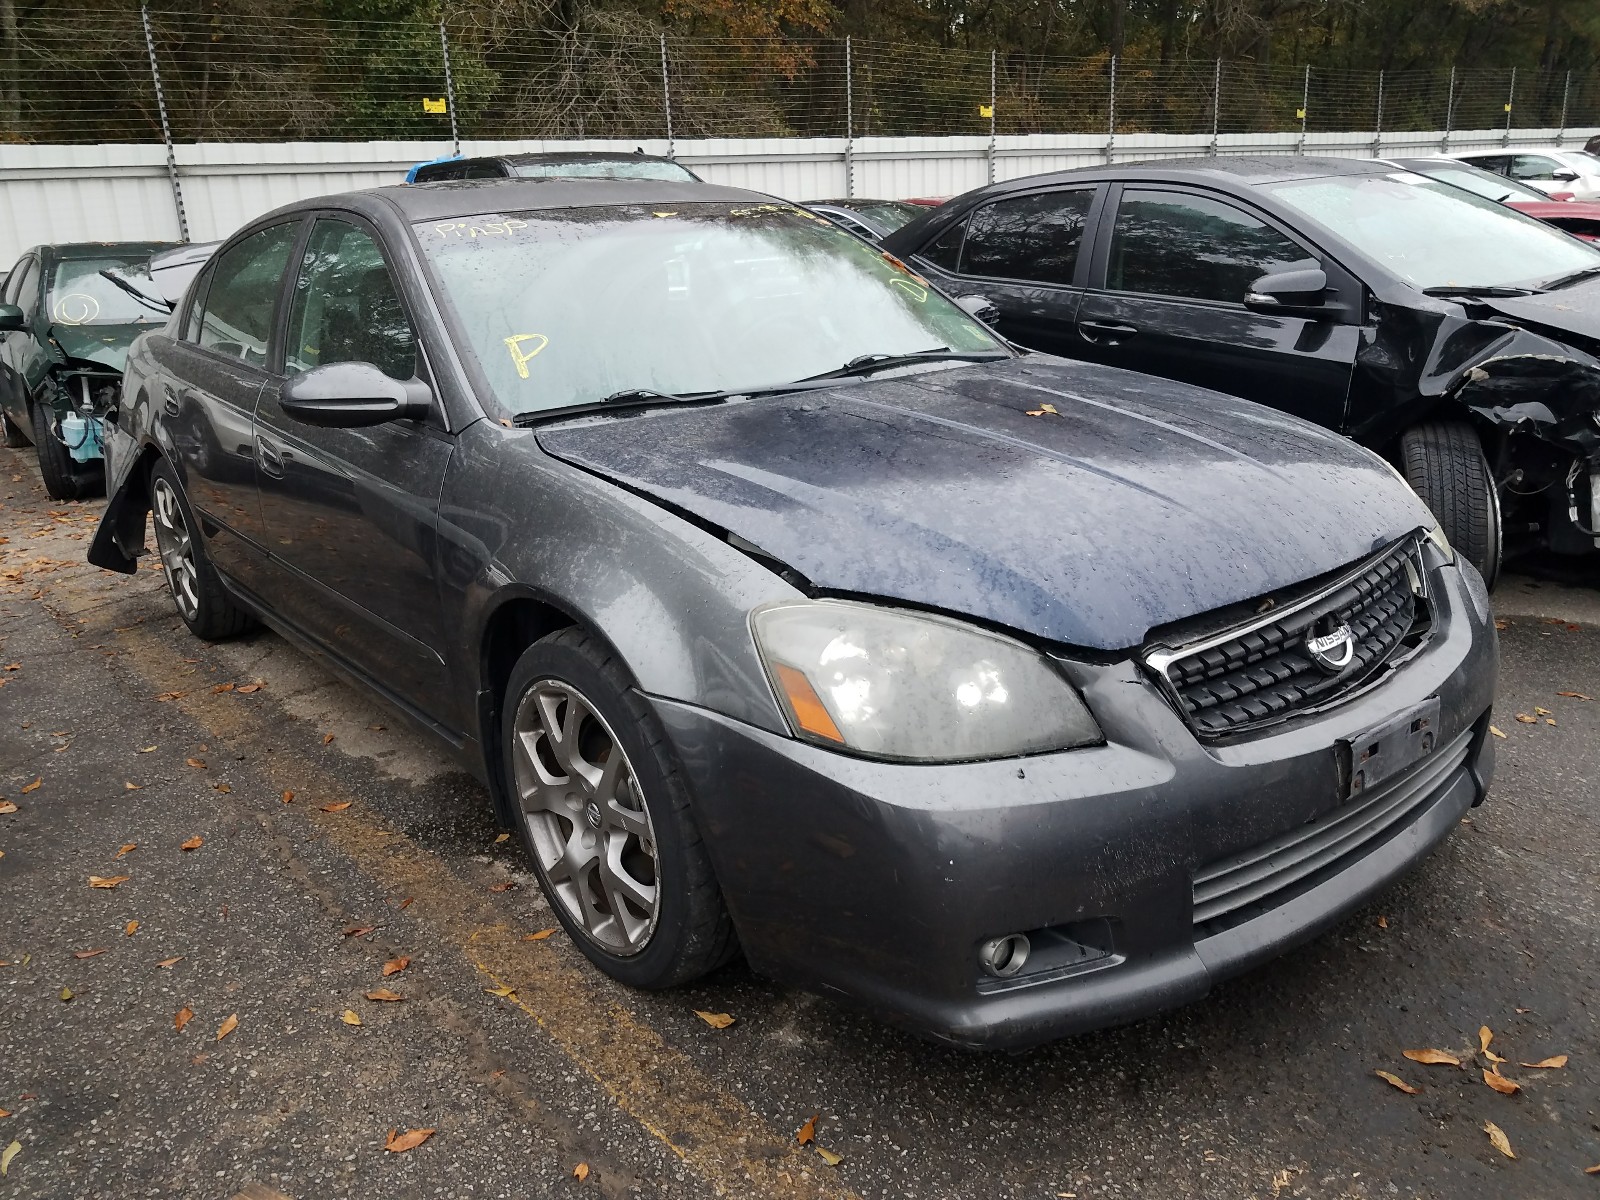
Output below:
[1445,147,1600,200]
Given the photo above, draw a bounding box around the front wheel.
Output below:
[1400,421,1502,590]
[501,628,736,989]
[31,403,89,501]
[148,458,255,640]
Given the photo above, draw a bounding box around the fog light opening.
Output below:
[977,933,1031,978]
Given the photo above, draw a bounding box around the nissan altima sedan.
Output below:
[90,179,1498,1048]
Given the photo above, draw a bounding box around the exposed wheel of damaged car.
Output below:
[89,177,1500,1049]
[31,401,98,501]
[1401,421,1503,591]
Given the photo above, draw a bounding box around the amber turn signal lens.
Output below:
[773,664,845,744]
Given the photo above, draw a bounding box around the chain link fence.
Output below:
[4,6,1600,149]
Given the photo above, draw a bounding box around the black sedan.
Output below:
[805,199,929,242]
[883,156,1600,585]
[90,178,1497,1048]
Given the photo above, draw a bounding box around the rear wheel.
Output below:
[149,458,255,640]
[1400,421,1502,589]
[31,403,87,501]
[501,628,736,989]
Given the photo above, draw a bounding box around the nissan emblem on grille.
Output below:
[1305,621,1357,674]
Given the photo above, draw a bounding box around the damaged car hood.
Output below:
[1473,279,1600,351]
[537,358,1435,651]
[49,323,149,373]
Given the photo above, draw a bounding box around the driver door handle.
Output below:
[1078,319,1139,344]
[255,435,288,480]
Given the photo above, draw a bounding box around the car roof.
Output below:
[490,151,686,167]
[322,179,775,224]
[37,241,177,262]
[942,155,1393,206]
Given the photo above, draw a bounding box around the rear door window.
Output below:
[919,218,967,272]
[195,223,300,365]
[1509,155,1562,182]
[1106,189,1317,304]
[960,190,1094,285]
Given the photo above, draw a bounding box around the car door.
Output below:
[1071,185,1360,431]
[251,214,455,719]
[912,187,1100,355]
[0,256,43,432]
[153,220,302,585]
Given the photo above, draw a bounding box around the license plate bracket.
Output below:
[1341,697,1442,800]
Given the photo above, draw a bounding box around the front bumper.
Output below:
[653,559,1498,1049]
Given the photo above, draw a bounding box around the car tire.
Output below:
[1400,420,1502,590]
[500,627,736,989]
[31,403,87,501]
[0,404,28,448]
[148,457,255,640]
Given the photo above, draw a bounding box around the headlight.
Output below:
[752,599,1101,762]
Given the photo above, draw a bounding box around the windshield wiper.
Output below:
[798,347,1010,383]
[1536,264,1600,291]
[98,267,171,315]
[1421,284,1539,298]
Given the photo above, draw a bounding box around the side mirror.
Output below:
[1552,167,1580,182]
[279,361,432,428]
[954,293,1000,325]
[1243,268,1330,316]
[0,303,25,332]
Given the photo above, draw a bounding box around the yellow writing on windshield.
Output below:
[890,278,929,304]
[503,333,549,379]
[431,218,531,239]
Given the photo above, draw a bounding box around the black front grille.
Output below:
[1150,538,1425,736]
[1191,724,1475,934]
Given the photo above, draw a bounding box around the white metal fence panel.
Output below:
[1,127,1596,265]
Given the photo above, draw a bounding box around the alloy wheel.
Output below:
[511,680,660,955]
[151,475,200,621]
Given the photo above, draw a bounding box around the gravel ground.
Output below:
[1,442,1597,1200]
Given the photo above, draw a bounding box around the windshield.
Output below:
[415,202,1001,416]
[1266,172,1600,290]
[47,255,166,326]
[1417,164,1549,203]
[842,201,925,231]
[510,160,697,182]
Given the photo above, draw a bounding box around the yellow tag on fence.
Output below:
[1296,108,1306,119]
[1503,103,1512,113]
[979,104,994,118]
[422,97,447,114]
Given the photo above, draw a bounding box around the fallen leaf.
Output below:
[1374,1070,1420,1095]
[485,984,517,999]
[124,920,139,937]
[1514,714,1536,724]
[1520,1055,1567,1069]
[573,1162,590,1181]
[340,1009,363,1027]
[88,875,129,889]
[694,1010,736,1029]
[522,929,556,941]
[1,1140,18,1176]
[1480,1026,1499,1056]
[398,897,413,910]
[154,691,186,702]
[1376,915,1389,929]
[493,833,511,844]
[180,836,203,852]
[1404,1048,1462,1066]
[488,881,517,892]
[1545,718,1557,726]
[1483,1121,1515,1159]
[369,723,386,731]
[0,801,16,814]
[343,924,376,938]
[1556,691,1592,701]
[174,1006,193,1031]
[213,783,231,794]
[20,778,40,794]
[384,1128,435,1153]
[280,790,295,804]
[1025,403,1060,417]
[210,682,235,694]
[115,843,136,858]
[216,1013,238,1041]
[0,1108,8,1117]
[59,986,74,1002]
[157,956,183,969]
[364,988,404,1002]
[185,758,206,770]
[1585,1164,1600,1174]
[138,745,157,754]
[320,801,352,813]
[796,1114,818,1144]
[123,782,142,791]
[235,682,263,694]
[1494,618,1509,630]
[1489,725,1506,739]
[382,956,410,977]
[322,733,335,745]
[1483,1068,1521,1095]
[1534,707,1552,716]
[816,1146,843,1166]
[72,948,107,959]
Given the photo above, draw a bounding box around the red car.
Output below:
[1391,157,1600,242]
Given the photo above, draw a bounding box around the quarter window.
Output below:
[195,222,300,364]
[920,218,967,272]
[284,219,417,382]
[1107,190,1317,304]
[961,190,1094,285]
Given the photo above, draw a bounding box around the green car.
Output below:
[0,241,176,499]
